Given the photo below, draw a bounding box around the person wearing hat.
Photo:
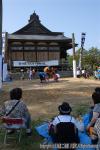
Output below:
[48,102,81,147]
[51,102,80,128]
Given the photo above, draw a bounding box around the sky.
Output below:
[2,0,100,54]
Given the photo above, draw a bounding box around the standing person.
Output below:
[76,68,81,78]
[26,68,29,79]
[82,69,86,78]
[0,88,32,136]
[94,70,98,80]
[85,70,90,79]
[20,69,24,80]
[29,68,33,80]
[32,69,36,78]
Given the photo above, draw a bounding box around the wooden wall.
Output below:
[37,52,48,61]
[9,41,60,63]
[12,52,23,60]
[49,52,60,60]
[24,52,36,61]
[11,51,60,61]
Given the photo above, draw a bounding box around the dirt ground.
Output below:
[0,77,100,120]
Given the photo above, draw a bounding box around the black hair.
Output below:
[92,92,100,104]
[59,111,71,115]
[95,87,100,94]
[58,102,72,115]
[10,88,22,100]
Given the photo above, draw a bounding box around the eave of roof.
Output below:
[8,34,72,42]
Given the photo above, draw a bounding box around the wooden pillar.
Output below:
[47,42,49,60]
[22,42,25,60]
[72,33,77,78]
[8,42,12,70]
[35,42,37,62]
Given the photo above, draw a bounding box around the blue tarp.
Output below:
[35,114,96,150]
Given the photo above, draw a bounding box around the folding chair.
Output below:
[1,117,26,144]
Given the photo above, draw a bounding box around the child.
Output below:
[53,73,60,82]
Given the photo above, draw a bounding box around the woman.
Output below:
[86,91,100,133]
[0,88,32,135]
[93,118,100,149]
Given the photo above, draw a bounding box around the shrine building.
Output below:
[4,12,74,70]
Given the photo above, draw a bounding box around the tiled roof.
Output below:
[8,34,71,41]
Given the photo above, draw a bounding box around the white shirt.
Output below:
[29,70,32,75]
[52,115,84,131]
[52,115,76,126]
[77,70,80,75]
[82,70,85,74]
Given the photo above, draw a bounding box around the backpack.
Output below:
[55,122,80,143]
[49,116,80,150]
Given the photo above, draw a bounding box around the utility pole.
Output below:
[79,33,86,71]
[0,0,2,89]
[72,33,77,78]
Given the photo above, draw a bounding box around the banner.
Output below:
[13,60,59,67]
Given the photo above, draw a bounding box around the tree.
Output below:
[83,47,100,70]
[67,48,81,67]
[67,47,100,71]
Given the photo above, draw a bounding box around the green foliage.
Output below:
[82,47,100,70]
[67,55,73,67]
[67,47,100,70]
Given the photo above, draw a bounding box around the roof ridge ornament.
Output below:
[28,11,40,23]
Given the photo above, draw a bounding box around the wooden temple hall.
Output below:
[5,12,73,70]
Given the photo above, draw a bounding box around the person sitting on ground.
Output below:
[0,88,32,136]
[88,87,100,122]
[95,87,100,94]
[93,118,100,148]
[86,91,100,135]
[48,102,80,149]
